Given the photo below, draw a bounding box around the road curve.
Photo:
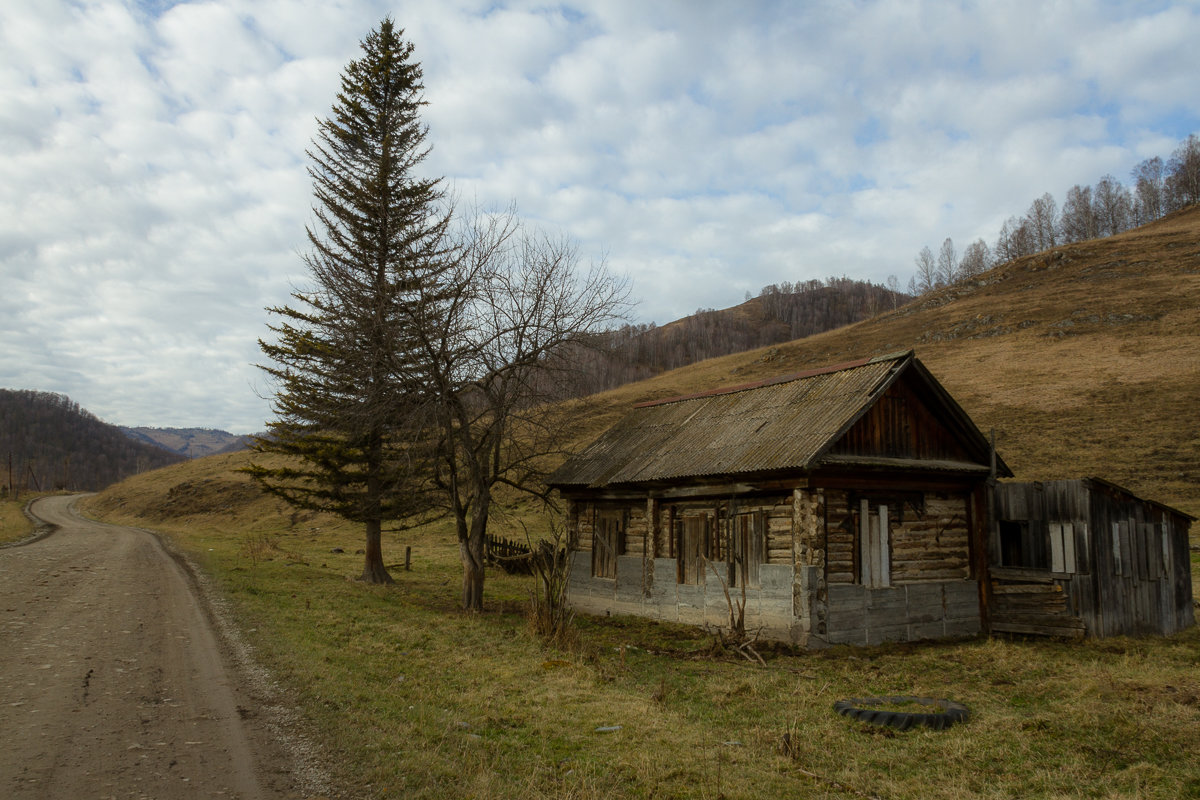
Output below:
[0,495,311,799]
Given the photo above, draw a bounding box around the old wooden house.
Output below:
[546,351,1014,647]
[991,478,1194,638]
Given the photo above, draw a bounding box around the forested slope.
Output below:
[0,390,185,492]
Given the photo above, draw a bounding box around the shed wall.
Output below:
[992,480,1194,638]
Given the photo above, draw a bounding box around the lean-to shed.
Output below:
[991,478,1194,638]
[547,351,1013,647]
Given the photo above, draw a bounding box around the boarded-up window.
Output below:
[592,511,624,579]
[732,511,765,589]
[858,499,890,588]
[677,512,714,585]
[1049,522,1077,574]
[1112,521,1130,577]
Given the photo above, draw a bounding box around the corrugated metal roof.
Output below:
[549,354,907,488]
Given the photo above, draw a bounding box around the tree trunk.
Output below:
[360,517,394,584]
[460,534,485,612]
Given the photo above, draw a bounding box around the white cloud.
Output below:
[0,0,1197,432]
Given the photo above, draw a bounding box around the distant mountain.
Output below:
[0,390,186,492]
[120,427,252,459]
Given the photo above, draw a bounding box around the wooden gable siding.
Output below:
[828,373,974,464]
[824,489,972,585]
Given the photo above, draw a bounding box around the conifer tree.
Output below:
[249,19,450,584]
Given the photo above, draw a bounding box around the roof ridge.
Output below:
[632,350,912,409]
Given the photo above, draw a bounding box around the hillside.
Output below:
[121,426,251,459]
[573,205,1200,518]
[90,206,1200,521]
[0,390,186,492]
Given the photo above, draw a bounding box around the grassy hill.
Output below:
[89,206,1200,521]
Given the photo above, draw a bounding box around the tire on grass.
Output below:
[833,696,969,731]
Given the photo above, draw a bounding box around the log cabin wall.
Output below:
[563,491,809,644]
[814,484,981,646]
[564,478,988,648]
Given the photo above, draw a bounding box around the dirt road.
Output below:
[0,495,323,799]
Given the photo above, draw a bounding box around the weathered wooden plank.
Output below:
[991,621,1085,638]
[992,583,1064,595]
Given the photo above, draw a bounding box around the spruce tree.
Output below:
[249,19,450,584]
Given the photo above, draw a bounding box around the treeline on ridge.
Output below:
[911,133,1200,293]
[0,389,186,494]
[567,275,909,395]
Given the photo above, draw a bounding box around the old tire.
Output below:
[833,696,969,731]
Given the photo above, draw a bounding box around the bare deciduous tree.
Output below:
[1026,192,1059,251]
[1166,133,1200,210]
[1132,156,1166,224]
[913,245,937,294]
[408,208,631,612]
[1060,184,1098,244]
[936,237,958,287]
[1093,174,1133,237]
[995,215,1035,262]
[959,238,992,279]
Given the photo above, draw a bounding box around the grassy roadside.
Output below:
[0,492,48,544]
[79,463,1200,800]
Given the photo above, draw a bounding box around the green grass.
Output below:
[79,484,1200,800]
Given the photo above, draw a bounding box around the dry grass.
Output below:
[0,492,47,544]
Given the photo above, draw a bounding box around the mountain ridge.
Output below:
[120,426,252,459]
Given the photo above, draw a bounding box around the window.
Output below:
[732,511,765,589]
[1048,522,1076,573]
[858,499,890,588]
[592,511,624,579]
[1111,521,1129,577]
[998,519,1050,569]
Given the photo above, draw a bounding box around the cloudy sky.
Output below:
[2,1,1197,433]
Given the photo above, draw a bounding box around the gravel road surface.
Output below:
[0,495,324,799]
